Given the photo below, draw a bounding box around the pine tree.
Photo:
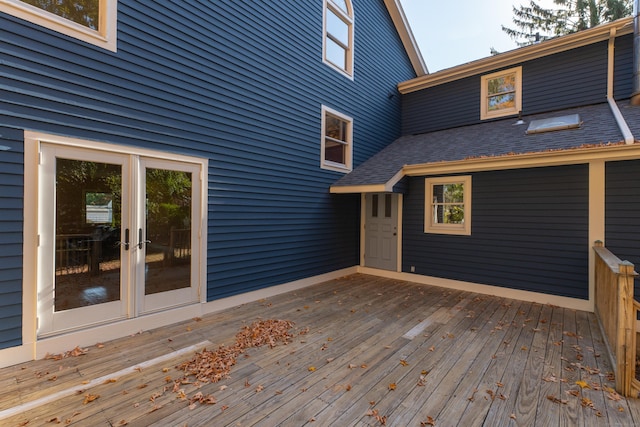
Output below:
[502,0,633,46]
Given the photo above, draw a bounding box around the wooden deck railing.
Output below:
[593,241,640,397]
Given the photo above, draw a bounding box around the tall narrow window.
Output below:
[1,0,117,51]
[480,67,522,120]
[321,105,353,172]
[323,0,354,78]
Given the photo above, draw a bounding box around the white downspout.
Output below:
[607,27,635,144]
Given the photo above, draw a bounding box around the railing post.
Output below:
[618,261,636,396]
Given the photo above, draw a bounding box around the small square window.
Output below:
[321,105,352,173]
[1,0,117,51]
[425,176,471,235]
[480,67,522,120]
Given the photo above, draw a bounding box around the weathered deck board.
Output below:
[2,274,640,427]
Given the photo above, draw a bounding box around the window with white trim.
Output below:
[323,0,353,78]
[480,66,522,120]
[425,176,471,235]
[1,0,117,51]
[321,105,352,172]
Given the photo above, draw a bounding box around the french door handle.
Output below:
[117,228,130,250]
[137,228,151,249]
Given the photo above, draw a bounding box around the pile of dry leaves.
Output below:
[177,319,295,384]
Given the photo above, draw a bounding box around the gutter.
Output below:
[607,27,635,144]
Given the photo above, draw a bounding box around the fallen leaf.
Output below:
[607,389,623,401]
[308,366,316,372]
[388,383,396,390]
[420,415,436,426]
[546,395,568,405]
[83,394,100,405]
[581,397,595,409]
[575,380,591,389]
[400,360,409,367]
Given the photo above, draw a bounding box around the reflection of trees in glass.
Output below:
[487,74,516,111]
[434,183,465,224]
[86,192,112,206]
[146,169,192,244]
[56,159,121,232]
[325,114,348,164]
[21,0,99,29]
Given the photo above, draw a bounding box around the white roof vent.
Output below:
[526,114,582,134]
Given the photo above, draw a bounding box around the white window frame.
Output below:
[480,66,522,120]
[321,105,353,173]
[424,176,472,236]
[1,0,117,51]
[323,0,354,79]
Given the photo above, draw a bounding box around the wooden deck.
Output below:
[2,274,640,426]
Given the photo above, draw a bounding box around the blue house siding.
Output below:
[605,159,640,299]
[0,126,24,349]
[402,41,613,135]
[1,0,415,312]
[614,34,634,99]
[403,165,590,299]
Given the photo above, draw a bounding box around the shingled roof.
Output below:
[331,101,632,193]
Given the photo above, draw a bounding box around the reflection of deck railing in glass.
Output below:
[55,234,121,310]
[166,228,191,265]
[55,234,94,275]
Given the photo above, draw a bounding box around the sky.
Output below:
[399,0,557,72]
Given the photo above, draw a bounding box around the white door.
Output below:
[364,193,398,271]
[37,144,202,336]
[137,158,201,314]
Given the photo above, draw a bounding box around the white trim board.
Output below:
[357,266,592,312]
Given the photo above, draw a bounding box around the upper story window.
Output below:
[323,0,354,78]
[480,66,522,120]
[321,105,353,173]
[425,176,472,236]
[1,0,117,51]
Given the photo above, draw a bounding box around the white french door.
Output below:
[37,143,202,336]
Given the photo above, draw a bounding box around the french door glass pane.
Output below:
[55,158,122,311]
[144,168,192,295]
